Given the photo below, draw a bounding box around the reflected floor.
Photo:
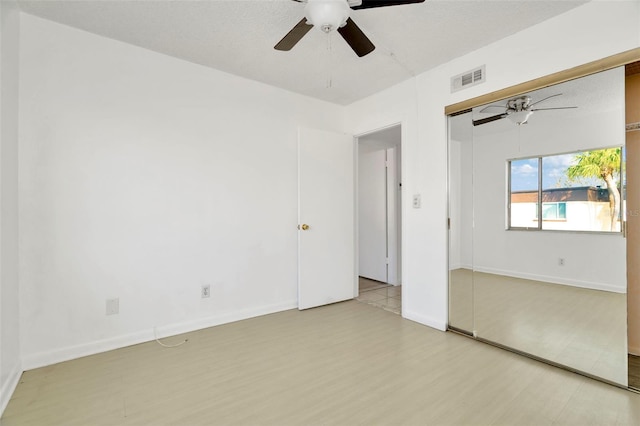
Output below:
[356,277,401,314]
[449,268,474,332]
[449,268,627,386]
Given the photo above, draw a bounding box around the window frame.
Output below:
[540,202,567,221]
[507,147,624,233]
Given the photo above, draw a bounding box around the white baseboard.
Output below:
[449,264,472,271]
[1,361,23,417]
[22,300,297,371]
[472,266,626,294]
[403,309,447,331]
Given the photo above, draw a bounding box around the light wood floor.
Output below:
[449,268,627,386]
[5,301,640,425]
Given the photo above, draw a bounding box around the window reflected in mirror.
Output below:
[508,148,624,232]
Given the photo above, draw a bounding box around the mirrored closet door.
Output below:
[448,66,629,387]
[448,111,474,335]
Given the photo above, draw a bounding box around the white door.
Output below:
[298,127,355,310]
[358,147,388,282]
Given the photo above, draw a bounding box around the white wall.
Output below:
[0,0,22,415]
[18,14,345,369]
[448,137,474,271]
[346,1,640,330]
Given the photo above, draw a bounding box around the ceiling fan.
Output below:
[275,0,425,57]
[472,93,577,126]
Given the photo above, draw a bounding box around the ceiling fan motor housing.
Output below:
[507,96,532,112]
[305,0,350,33]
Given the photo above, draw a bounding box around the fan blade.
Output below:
[478,104,506,113]
[472,113,508,126]
[529,93,562,107]
[530,106,578,111]
[337,18,375,57]
[275,18,313,51]
[351,0,425,10]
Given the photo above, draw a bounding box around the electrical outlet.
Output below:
[201,285,211,298]
[106,298,119,315]
[412,194,421,209]
[559,258,565,266]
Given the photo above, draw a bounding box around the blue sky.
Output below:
[510,152,609,192]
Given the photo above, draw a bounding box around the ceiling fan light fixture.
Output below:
[305,0,350,33]
[508,110,533,125]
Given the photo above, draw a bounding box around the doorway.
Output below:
[355,124,402,314]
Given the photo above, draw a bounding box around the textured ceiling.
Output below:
[18,0,588,105]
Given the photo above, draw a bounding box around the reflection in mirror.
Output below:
[448,112,474,334]
[465,67,627,386]
[508,149,623,232]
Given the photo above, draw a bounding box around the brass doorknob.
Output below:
[299,224,310,231]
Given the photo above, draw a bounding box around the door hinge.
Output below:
[447,218,451,229]
[385,258,390,264]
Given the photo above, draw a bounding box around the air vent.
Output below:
[451,65,486,93]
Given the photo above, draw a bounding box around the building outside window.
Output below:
[508,148,623,232]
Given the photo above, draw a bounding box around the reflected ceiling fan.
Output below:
[275,0,425,57]
[472,93,577,126]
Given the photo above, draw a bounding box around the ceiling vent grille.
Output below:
[451,65,485,93]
